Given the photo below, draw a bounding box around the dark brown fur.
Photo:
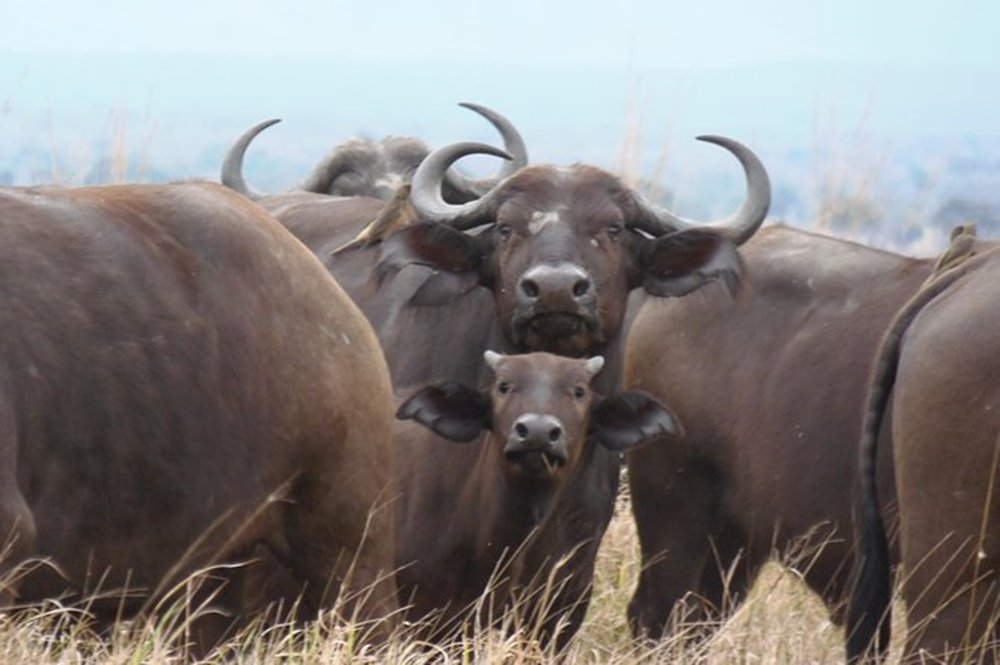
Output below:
[0,182,398,647]
[849,237,999,663]
[624,225,935,639]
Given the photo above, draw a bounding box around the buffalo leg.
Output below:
[894,315,1000,663]
[626,450,720,639]
[0,398,35,607]
[896,442,999,664]
[283,474,398,638]
[697,525,753,618]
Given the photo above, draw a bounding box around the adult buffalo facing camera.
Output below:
[394,351,681,648]
[0,182,397,648]
[355,135,771,388]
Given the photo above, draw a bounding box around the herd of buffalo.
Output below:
[0,103,995,662]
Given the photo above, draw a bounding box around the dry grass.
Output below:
[40,106,157,187]
[1,474,997,663]
[0,490,920,665]
[570,489,855,665]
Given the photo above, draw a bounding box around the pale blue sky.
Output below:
[5,0,998,68]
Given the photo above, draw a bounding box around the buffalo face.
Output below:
[486,351,604,480]
[488,168,636,356]
[379,136,771,357]
[396,351,682,483]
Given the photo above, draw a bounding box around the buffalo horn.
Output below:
[410,142,513,229]
[629,135,771,245]
[443,103,529,198]
[219,118,282,200]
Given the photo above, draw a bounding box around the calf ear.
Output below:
[589,391,683,452]
[635,229,743,297]
[396,381,492,443]
[377,223,489,305]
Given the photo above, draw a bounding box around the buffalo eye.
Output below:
[607,223,623,239]
[497,381,512,394]
[573,385,587,399]
[497,224,513,240]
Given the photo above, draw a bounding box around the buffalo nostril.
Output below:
[515,422,529,439]
[572,279,591,298]
[521,279,539,299]
[548,426,562,442]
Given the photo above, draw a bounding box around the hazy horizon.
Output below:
[3,4,999,253]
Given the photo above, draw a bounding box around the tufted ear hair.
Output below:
[589,391,683,452]
[396,381,492,443]
[634,228,744,297]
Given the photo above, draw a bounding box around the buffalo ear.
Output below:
[396,381,491,443]
[635,229,743,297]
[589,391,683,452]
[377,223,490,305]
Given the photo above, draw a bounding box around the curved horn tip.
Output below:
[695,134,747,149]
[484,350,504,370]
[221,118,286,200]
[468,144,513,162]
[699,133,772,224]
[695,133,726,143]
[456,103,526,164]
[585,356,605,377]
[453,103,528,192]
[240,118,283,138]
[458,102,502,117]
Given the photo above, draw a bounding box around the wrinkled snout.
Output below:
[504,413,569,474]
[517,263,594,310]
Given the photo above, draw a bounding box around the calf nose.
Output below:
[513,413,563,446]
[506,413,567,458]
[518,263,593,306]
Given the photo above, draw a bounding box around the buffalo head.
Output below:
[397,351,681,482]
[379,136,771,357]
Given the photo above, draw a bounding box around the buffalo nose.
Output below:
[518,263,593,304]
[510,414,565,450]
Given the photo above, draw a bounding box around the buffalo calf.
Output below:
[393,351,681,648]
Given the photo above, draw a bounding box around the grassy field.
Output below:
[0,487,906,665]
[4,489,1000,663]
